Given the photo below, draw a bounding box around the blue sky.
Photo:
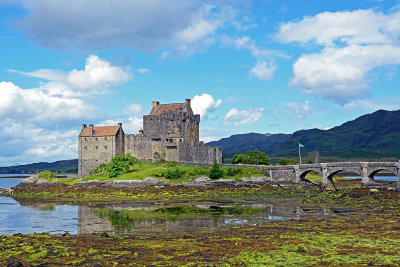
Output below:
[1,0,400,166]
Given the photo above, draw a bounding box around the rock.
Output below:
[143,177,165,185]
[74,180,104,187]
[16,175,42,186]
[100,178,166,187]
[192,177,211,183]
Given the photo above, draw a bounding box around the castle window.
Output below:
[95,146,98,150]
[105,137,107,141]
[84,138,87,142]
[84,147,88,150]
[104,146,107,149]
[95,138,98,142]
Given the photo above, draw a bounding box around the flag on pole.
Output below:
[299,143,304,148]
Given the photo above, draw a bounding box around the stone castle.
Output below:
[78,99,222,177]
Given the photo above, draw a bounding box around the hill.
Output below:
[207,109,400,159]
[0,159,78,174]
[206,133,291,156]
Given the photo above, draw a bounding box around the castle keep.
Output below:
[78,99,222,177]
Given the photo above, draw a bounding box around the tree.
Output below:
[278,158,298,165]
[231,150,269,165]
[209,159,224,179]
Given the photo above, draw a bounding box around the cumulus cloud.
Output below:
[0,55,132,165]
[191,93,222,118]
[66,55,132,91]
[223,107,263,126]
[10,55,132,97]
[276,9,400,103]
[123,104,144,115]
[100,117,143,135]
[0,81,96,123]
[250,61,276,80]
[14,0,237,54]
[284,100,310,120]
[223,36,287,80]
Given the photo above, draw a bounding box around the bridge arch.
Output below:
[299,169,323,183]
[368,168,398,182]
[326,169,362,181]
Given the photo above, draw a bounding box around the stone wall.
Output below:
[143,112,200,142]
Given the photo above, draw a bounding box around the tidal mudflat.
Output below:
[1,180,400,265]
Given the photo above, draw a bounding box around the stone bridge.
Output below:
[267,162,400,186]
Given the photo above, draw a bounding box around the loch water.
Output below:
[0,176,395,236]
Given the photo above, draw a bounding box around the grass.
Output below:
[46,161,265,185]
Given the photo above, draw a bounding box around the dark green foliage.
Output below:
[108,153,140,178]
[0,159,78,174]
[225,166,241,177]
[90,153,141,178]
[278,158,299,165]
[90,163,108,175]
[232,150,269,165]
[209,159,224,179]
[164,168,185,179]
[207,133,291,154]
[208,109,400,159]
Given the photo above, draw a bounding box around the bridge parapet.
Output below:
[265,161,400,186]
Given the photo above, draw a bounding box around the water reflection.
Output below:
[77,203,343,235]
[0,198,349,236]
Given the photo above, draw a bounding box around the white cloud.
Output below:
[250,61,276,80]
[14,0,237,54]
[284,100,310,120]
[100,117,143,135]
[343,99,400,111]
[191,93,222,118]
[123,104,144,115]
[66,55,132,91]
[276,9,400,103]
[223,107,263,126]
[223,36,287,80]
[0,55,132,165]
[199,126,227,143]
[0,81,95,123]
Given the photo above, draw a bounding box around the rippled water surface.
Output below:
[0,176,383,236]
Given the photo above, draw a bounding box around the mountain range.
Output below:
[2,109,399,173]
[207,109,400,159]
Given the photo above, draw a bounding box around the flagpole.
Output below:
[299,145,302,164]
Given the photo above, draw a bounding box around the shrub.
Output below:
[209,160,224,179]
[108,153,140,178]
[225,166,241,177]
[90,163,108,175]
[38,170,56,180]
[166,161,178,167]
[232,150,269,165]
[278,158,298,165]
[164,168,185,179]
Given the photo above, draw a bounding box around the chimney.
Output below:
[185,98,191,108]
[152,101,160,109]
[82,124,87,130]
[89,124,94,137]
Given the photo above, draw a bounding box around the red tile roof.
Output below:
[79,126,120,137]
[150,103,185,115]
